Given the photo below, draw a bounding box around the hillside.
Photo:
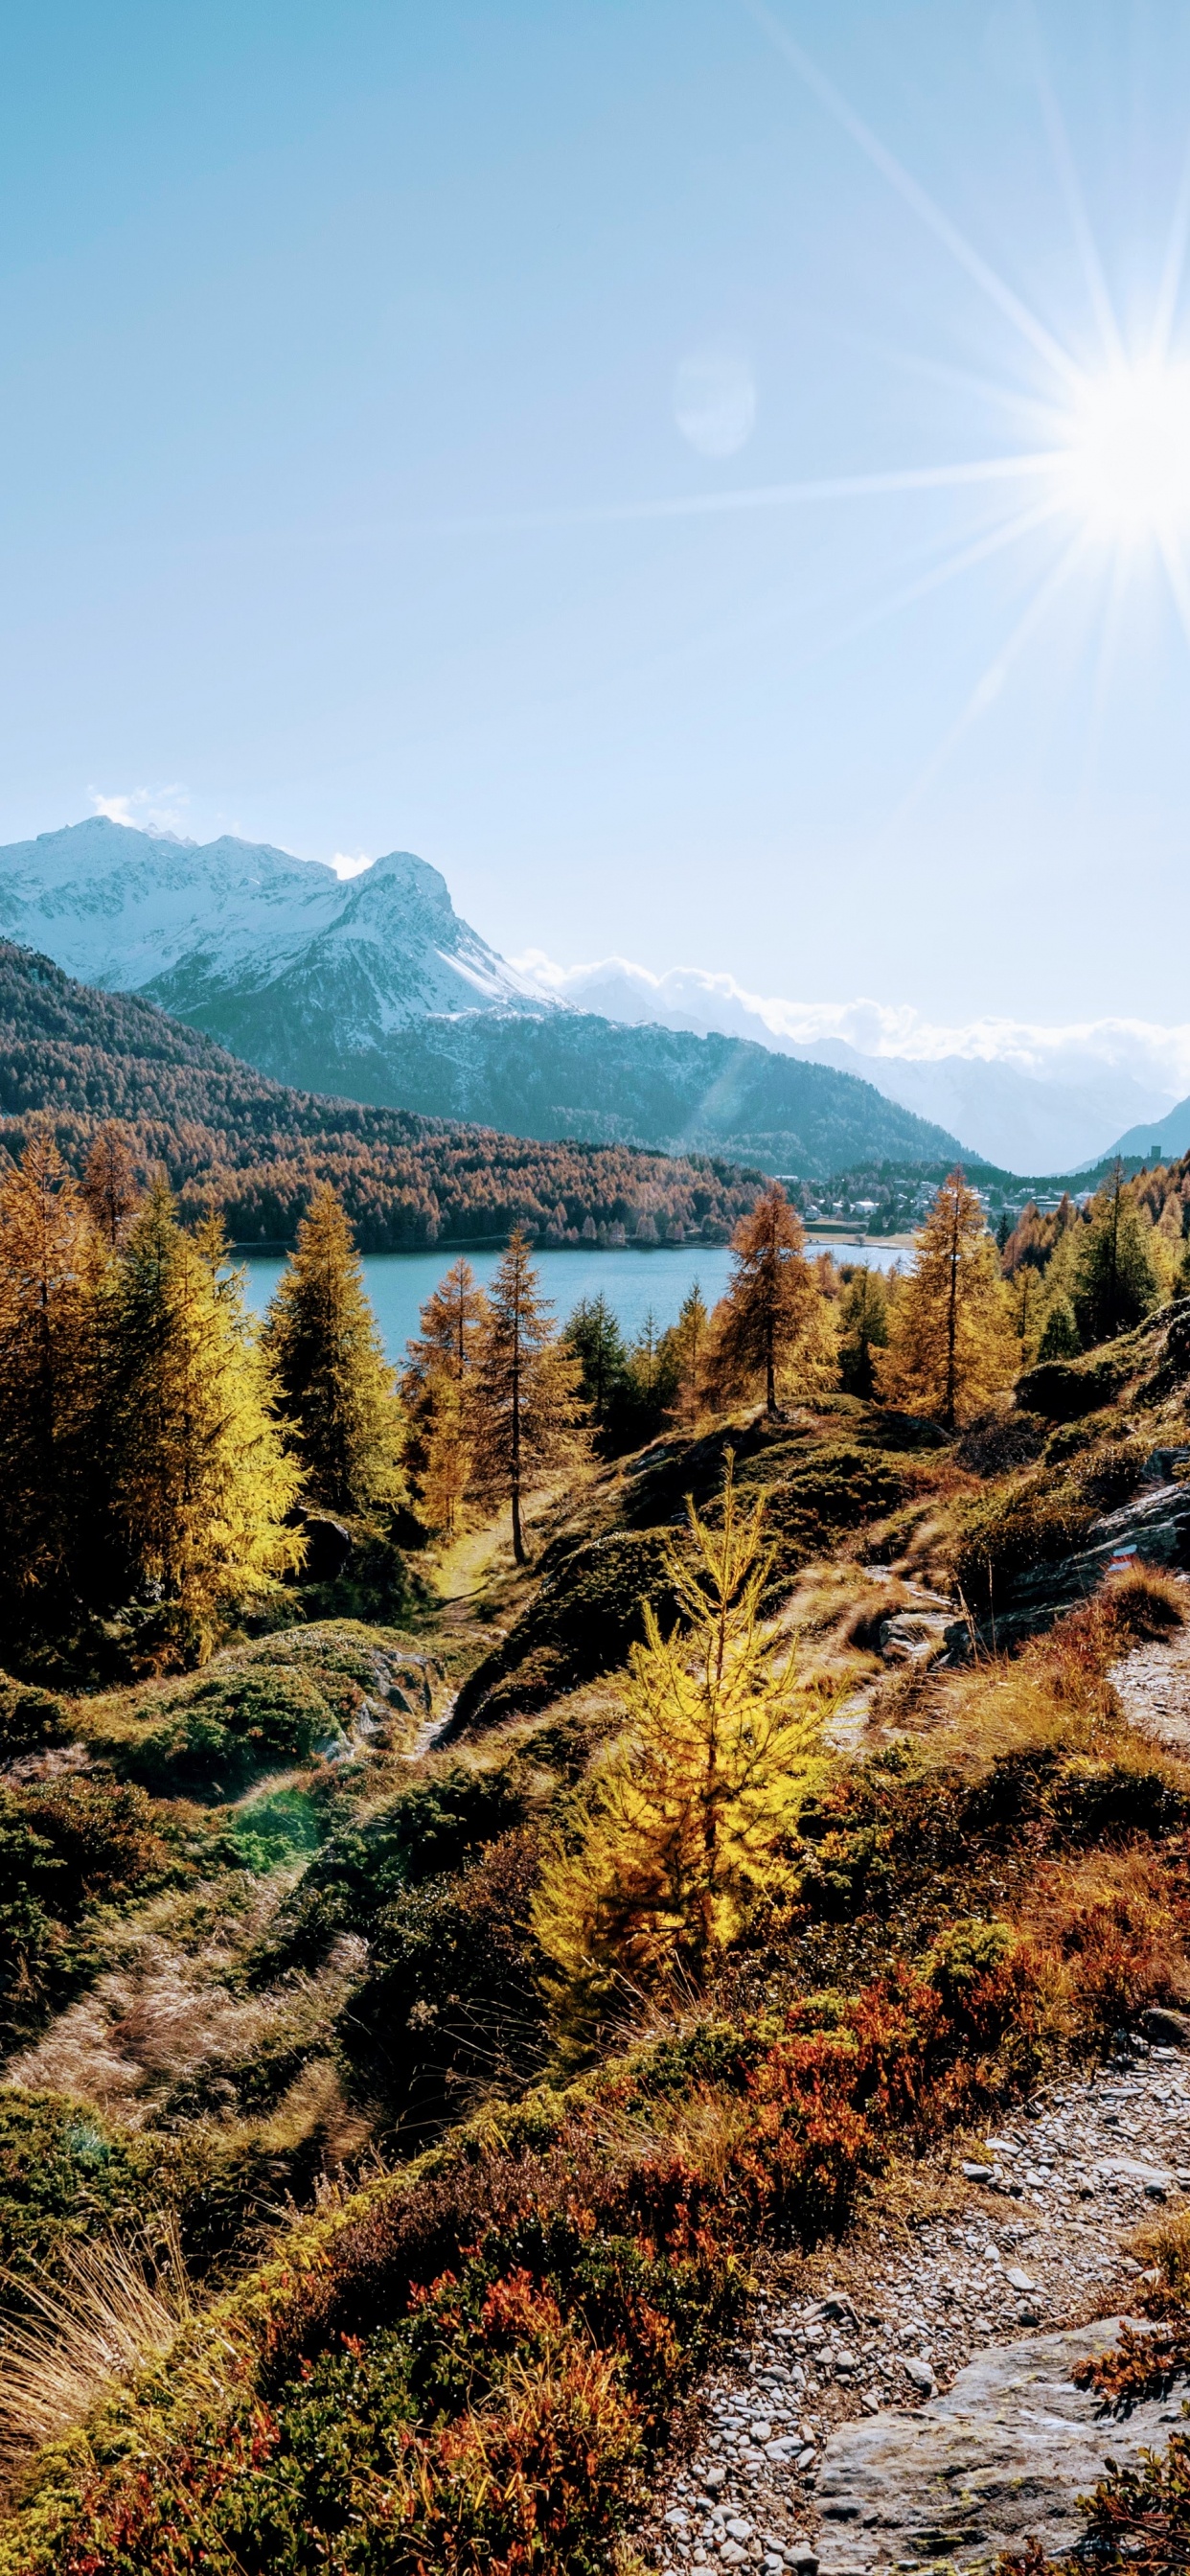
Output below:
[190,996,967,1178]
[0,942,760,1248]
[4,1292,1190,2568]
[0,820,967,1176]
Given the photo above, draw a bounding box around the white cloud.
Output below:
[90,784,190,839]
[513,949,1190,1096]
[328,851,377,881]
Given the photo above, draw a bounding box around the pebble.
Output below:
[640,2037,1190,2571]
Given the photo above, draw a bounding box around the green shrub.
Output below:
[0,2092,148,2281]
[0,1677,70,1759]
[953,1471,1097,1616]
[227,1786,324,1873]
[118,1668,342,1796]
[451,1531,677,1730]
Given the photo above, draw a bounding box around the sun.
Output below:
[1060,362,1190,541]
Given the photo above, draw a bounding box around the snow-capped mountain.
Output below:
[0,818,548,1031]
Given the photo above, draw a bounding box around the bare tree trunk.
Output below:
[511,1285,524,1564]
[944,1186,960,1430]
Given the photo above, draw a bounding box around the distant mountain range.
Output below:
[524,957,1177,1173]
[1106,1096,1190,1164]
[0,821,966,1180]
[0,940,761,1249]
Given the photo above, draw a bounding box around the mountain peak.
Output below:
[0,820,552,1029]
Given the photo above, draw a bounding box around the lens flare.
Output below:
[1062,363,1190,538]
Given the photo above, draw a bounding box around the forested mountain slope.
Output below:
[0,941,758,1247]
[204,997,966,1177]
[0,819,966,1176]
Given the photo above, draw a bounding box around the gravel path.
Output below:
[1110,1603,1190,1753]
[642,2035,1190,2573]
[642,1609,1190,2574]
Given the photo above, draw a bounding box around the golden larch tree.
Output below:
[0,1133,104,1609]
[878,1169,1014,1428]
[263,1183,404,1515]
[705,1183,835,1418]
[81,1121,141,1249]
[401,1254,488,1535]
[108,1181,302,1636]
[532,1461,826,2054]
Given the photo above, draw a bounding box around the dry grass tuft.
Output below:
[0,2217,193,2465]
[1107,1565,1189,1640]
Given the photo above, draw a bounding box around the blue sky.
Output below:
[3,1,1190,1026]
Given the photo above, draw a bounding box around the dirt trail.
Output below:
[643,2043,1190,2575]
[642,1610,1190,2575]
[1110,1591,1190,1754]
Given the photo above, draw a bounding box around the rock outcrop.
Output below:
[814,2319,1177,2573]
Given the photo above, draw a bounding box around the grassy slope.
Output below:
[1,1311,1190,2566]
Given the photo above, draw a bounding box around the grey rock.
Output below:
[815,2318,1174,2572]
[1141,2007,1190,2049]
[980,1482,1190,1648]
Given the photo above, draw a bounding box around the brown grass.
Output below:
[0,2219,193,2467]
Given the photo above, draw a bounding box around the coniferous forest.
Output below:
[2,1129,1190,2572]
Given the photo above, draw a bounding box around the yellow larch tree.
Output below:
[532,1461,827,2055]
[468,1227,586,1565]
[263,1183,404,1515]
[704,1183,836,1418]
[0,1133,104,1612]
[877,1168,1015,1428]
[108,1180,302,1640]
[401,1254,488,1536]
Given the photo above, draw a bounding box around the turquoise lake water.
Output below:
[239,1239,906,1362]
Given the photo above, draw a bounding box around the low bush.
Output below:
[114,1669,341,1798]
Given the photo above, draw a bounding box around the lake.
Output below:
[239,1237,908,1364]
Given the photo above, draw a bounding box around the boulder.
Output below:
[814,2319,1177,2573]
[987,1482,1190,1649]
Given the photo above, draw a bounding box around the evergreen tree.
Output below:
[1071,1166,1159,1347]
[877,1169,1014,1429]
[82,1122,140,1248]
[1037,1297,1080,1360]
[402,1256,487,1534]
[0,1135,103,1612]
[469,1228,586,1565]
[706,1184,834,1419]
[563,1293,629,1436]
[263,1184,403,1515]
[837,1264,889,1398]
[108,1182,301,1634]
[532,1462,825,2053]
[659,1280,710,1425]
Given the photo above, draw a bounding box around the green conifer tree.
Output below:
[562,1293,629,1436]
[263,1184,403,1515]
[1071,1166,1160,1346]
[838,1264,890,1398]
[469,1227,586,1564]
[1037,1297,1080,1360]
